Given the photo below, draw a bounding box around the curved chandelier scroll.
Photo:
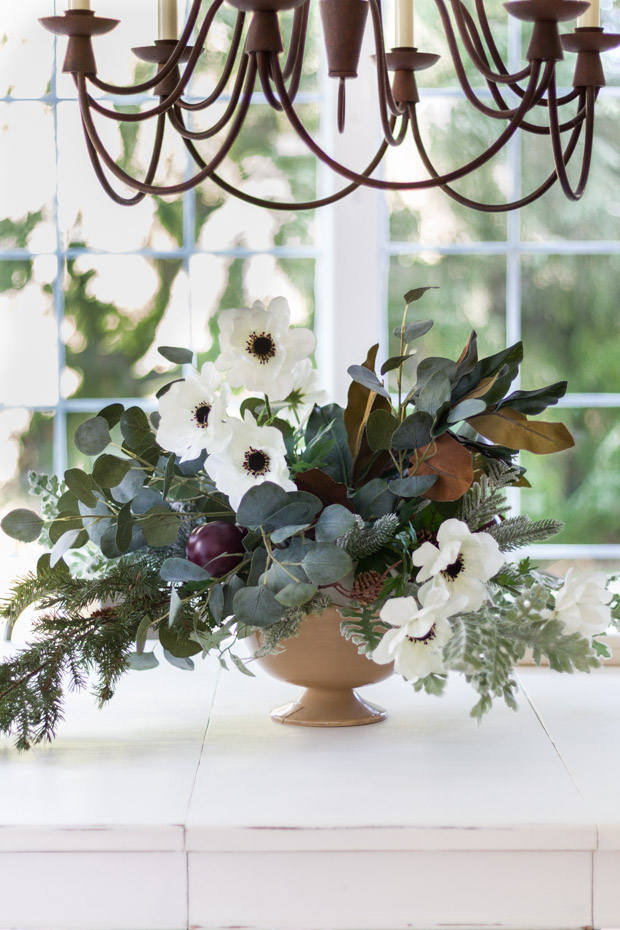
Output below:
[40,0,620,212]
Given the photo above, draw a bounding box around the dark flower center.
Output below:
[247,331,276,364]
[442,554,464,581]
[407,624,437,645]
[193,402,211,428]
[243,447,271,477]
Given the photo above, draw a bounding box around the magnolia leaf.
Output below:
[158,345,193,365]
[236,482,290,529]
[74,416,111,456]
[447,398,488,423]
[50,529,81,568]
[270,524,311,544]
[393,318,434,344]
[127,651,159,671]
[302,544,353,585]
[1,508,43,543]
[412,433,475,501]
[93,454,132,488]
[344,344,383,458]
[275,582,318,607]
[391,412,434,450]
[232,585,284,627]
[366,409,398,452]
[97,403,124,429]
[499,381,567,415]
[403,286,438,304]
[314,504,356,542]
[388,475,438,498]
[163,649,195,671]
[64,468,98,508]
[454,342,523,402]
[347,365,391,400]
[455,331,478,375]
[304,405,352,485]
[460,373,499,402]
[294,470,353,510]
[380,354,415,375]
[141,506,182,547]
[352,478,396,519]
[160,557,211,583]
[469,408,575,454]
[159,622,202,658]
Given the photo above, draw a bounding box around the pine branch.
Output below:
[489,516,563,552]
[338,514,399,560]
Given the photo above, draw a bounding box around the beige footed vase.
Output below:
[251,607,393,728]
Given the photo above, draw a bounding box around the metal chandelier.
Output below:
[40,0,620,212]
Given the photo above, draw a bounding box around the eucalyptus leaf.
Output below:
[160,557,211,583]
[347,365,391,399]
[163,453,176,499]
[1,508,43,543]
[230,653,256,677]
[115,501,134,554]
[263,493,322,531]
[209,584,225,624]
[156,379,183,400]
[403,286,437,304]
[270,524,310,544]
[131,488,167,515]
[314,504,356,542]
[78,498,112,546]
[366,409,398,452]
[388,475,438,498]
[232,585,284,627]
[416,371,453,417]
[393,318,435,345]
[391,412,434,451]
[127,651,159,671]
[302,544,353,585]
[49,512,83,545]
[120,407,156,453]
[50,529,81,568]
[380,354,415,375]
[97,403,124,429]
[111,466,146,504]
[135,615,155,655]
[140,506,181,547]
[163,649,195,671]
[74,416,111,456]
[64,468,98,508]
[274,582,318,607]
[159,622,202,658]
[236,482,290,529]
[352,478,396,519]
[92,454,132,488]
[247,548,269,586]
[158,345,194,365]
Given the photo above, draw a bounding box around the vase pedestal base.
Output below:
[270,687,387,727]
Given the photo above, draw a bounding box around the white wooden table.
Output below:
[1,657,619,930]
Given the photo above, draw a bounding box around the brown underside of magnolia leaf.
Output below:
[468,408,575,454]
[295,469,354,511]
[411,433,475,501]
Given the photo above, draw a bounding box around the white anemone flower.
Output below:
[551,568,612,637]
[412,518,504,611]
[278,359,328,423]
[215,297,316,399]
[372,586,468,681]
[204,411,296,511]
[156,362,232,462]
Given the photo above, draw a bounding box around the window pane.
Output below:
[520,253,620,393]
[190,255,315,363]
[387,99,509,243]
[63,256,187,398]
[520,98,620,241]
[521,407,620,545]
[387,253,506,387]
[0,4,54,99]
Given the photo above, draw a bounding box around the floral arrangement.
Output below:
[1,288,618,749]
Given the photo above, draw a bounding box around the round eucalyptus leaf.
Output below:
[163,649,195,671]
[302,544,353,585]
[159,623,201,658]
[1,509,43,543]
[127,651,159,671]
[160,557,211,583]
[92,454,132,488]
[236,482,290,529]
[275,582,318,607]
[158,345,194,365]
[232,585,284,628]
[74,416,111,456]
[314,504,356,542]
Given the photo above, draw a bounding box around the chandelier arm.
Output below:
[282,0,310,96]
[168,58,249,139]
[431,0,549,120]
[76,57,258,196]
[88,0,205,96]
[80,111,167,206]
[369,0,407,120]
[270,54,545,190]
[408,100,584,211]
[451,0,533,86]
[473,0,531,82]
[548,80,594,201]
[181,132,391,209]
[256,52,284,111]
[176,11,246,111]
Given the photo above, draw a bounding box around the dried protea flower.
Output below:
[352,570,385,606]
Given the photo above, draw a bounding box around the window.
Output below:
[1,1,619,594]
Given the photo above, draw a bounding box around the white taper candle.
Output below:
[396,0,414,47]
[577,0,600,28]
[158,0,178,40]
[69,0,91,9]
